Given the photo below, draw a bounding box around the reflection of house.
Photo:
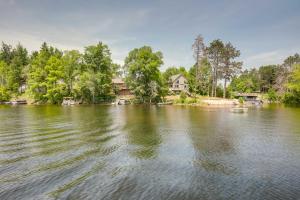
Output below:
[169,74,189,93]
[112,78,131,96]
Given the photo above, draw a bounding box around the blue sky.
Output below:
[0,0,299,70]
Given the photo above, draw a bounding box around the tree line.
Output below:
[229,54,300,104]
[164,35,300,104]
[0,42,166,104]
[0,42,120,103]
[0,37,299,105]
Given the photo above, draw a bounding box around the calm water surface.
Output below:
[0,105,300,200]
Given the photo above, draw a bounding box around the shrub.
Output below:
[238,97,244,104]
[185,98,197,104]
[267,88,278,103]
[283,92,300,105]
[0,87,10,102]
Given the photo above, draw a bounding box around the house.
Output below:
[235,93,263,104]
[169,74,189,94]
[235,93,259,101]
[112,78,131,96]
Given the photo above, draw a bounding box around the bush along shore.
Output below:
[0,35,299,106]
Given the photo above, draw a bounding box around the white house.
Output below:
[169,74,189,94]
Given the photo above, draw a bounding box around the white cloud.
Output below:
[243,49,300,68]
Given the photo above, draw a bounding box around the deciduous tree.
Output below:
[125,46,163,103]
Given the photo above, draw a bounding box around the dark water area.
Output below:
[0,105,300,200]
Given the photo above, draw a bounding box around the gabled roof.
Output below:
[235,93,260,97]
[169,74,186,83]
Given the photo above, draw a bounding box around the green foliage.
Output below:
[0,42,13,64]
[0,86,10,101]
[0,39,298,106]
[216,85,224,98]
[267,88,278,102]
[44,56,66,104]
[221,42,242,98]
[163,66,188,81]
[283,64,300,105]
[26,42,114,104]
[185,97,197,104]
[0,43,29,96]
[0,61,8,87]
[62,50,81,96]
[27,43,58,102]
[206,39,225,97]
[258,65,279,92]
[81,42,114,103]
[238,97,244,104]
[189,58,212,95]
[180,91,187,100]
[125,46,163,103]
[229,69,260,93]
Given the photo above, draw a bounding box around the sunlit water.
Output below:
[0,105,300,200]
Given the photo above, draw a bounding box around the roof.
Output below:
[169,74,186,83]
[235,93,259,97]
[112,78,124,84]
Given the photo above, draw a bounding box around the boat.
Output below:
[157,102,173,105]
[230,107,248,113]
[10,100,27,105]
[62,97,76,106]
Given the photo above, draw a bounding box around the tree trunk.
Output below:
[207,84,210,97]
[214,71,217,97]
[211,76,214,97]
[70,79,73,95]
[223,79,227,98]
[211,68,215,97]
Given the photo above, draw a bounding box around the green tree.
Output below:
[284,64,300,105]
[192,35,206,87]
[8,44,29,94]
[0,42,13,64]
[258,65,279,92]
[188,58,211,95]
[125,46,163,103]
[0,43,29,97]
[44,56,66,104]
[207,39,224,97]
[27,43,62,102]
[229,69,260,93]
[0,61,8,87]
[0,61,10,101]
[163,66,187,82]
[62,50,82,96]
[112,63,123,77]
[275,54,300,93]
[221,42,242,98]
[267,88,278,103]
[81,42,113,103]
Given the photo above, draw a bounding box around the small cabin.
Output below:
[235,93,259,101]
[112,78,131,96]
[235,93,263,105]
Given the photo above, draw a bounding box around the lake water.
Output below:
[0,105,300,200]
